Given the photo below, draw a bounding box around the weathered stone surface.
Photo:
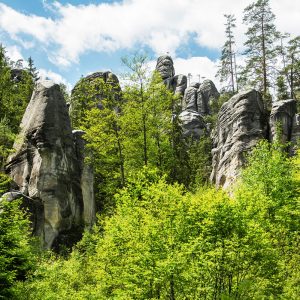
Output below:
[6,81,95,248]
[155,56,187,98]
[197,79,220,115]
[291,113,300,154]
[269,99,296,143]
[179,110,207,140]
[73,130,95,226]
[210,89,268,189]
[155,55,175,80]
[182,83,200,111]
[173,74,187,97]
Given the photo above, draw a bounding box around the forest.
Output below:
[0,0,300,299]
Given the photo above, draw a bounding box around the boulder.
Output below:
[179,110,207,140]
[210,89,268,189]
[269,99,296,143]
[5,81,95,248]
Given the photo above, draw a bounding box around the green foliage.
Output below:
[80,79,124,212]
[276,74,289,100]
[0,118,15,169]
[187,136,212,191]
[17,148,300,299]
[0,199,36,299]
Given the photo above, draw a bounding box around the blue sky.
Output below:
[0,0,299,89]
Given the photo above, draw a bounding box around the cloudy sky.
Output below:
[0,0,299,89]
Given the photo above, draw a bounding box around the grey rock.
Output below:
[269,99,296,143]
[155,55,175,80]
[6,81,95,248]
[173,74,187,97]
[73,130,95,227]
[291,113,300,154]
[179,110,207,140]
[210,89,268,189]
[155,56,187,98]
[197,79,220,115]
[182,86,198,111]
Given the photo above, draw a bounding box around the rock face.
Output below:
[155,55,175,80]
[269,99,297,143]
[71,71,121,111]
[182,80,219,115]
[155,55,187,98]
[182,82,200,111]
[210,89,268,189]
[197,80,220,115]
[291,113,300,154]
[179,110,207,140]
[5,81,95,248]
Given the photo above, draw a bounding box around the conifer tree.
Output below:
[27,56,39,82]
[216,14,237,93]
[241,0,280,101]
[284,36,300,99]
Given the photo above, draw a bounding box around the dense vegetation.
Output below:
[2,141,298,299]
[0,0,300,299]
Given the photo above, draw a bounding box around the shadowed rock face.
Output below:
[210,89,268,189]
[182,80,219,115]
[5,81,95,248]
[182,83,200,111]
[179,110,207,140]
[197,80,220,115]
[269,99,297,143]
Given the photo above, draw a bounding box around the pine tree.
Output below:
[216,14,237,93]
[27,56,39,82]
[284,36,300,99]
[242,0,280,100]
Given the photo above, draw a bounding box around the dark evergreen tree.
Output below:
[27,56,39,82]
[216,14,237,93]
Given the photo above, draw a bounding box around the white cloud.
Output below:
[38,68,71,90]
[0,0,299,67]
[5,45,24,62]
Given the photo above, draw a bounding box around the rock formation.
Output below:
[155,55,187,97]
[197,80,220,115]
[269,99,297,143]
[5,81,95,248]
[182,80,219,115]
[182,82,199,111]
[210,89,268,189]
[179,110,207,140]
[71,71,121,112]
